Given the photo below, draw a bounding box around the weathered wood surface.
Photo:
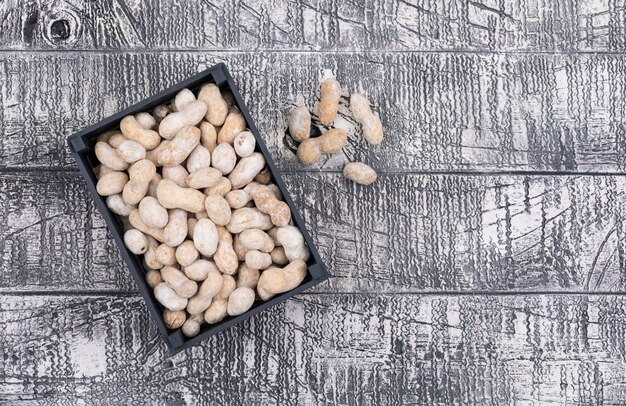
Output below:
[3,51,626,173]
[0,0,624,52]
[2,294,626,405]
[3,171,625,294]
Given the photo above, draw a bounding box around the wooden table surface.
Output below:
[2,1,626,405]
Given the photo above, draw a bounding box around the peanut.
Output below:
[156,244,177,266]
[257,260,307,301]
[186,167,222,189]
[245,250,272,270]
[318,78,341,126]
[253,167,271,185]
[217,107,246,144]
[95,141,128,171]
[234,131,256,158]
[198,83,228,126]
[123,159,156,205]
[200,121,217,152]
[97,171,128,196]
[161,266,198,298]
[288,106,311,141]
[120,115,161,150]
[146,270,162,288]
[163,309,186,329]
[129,209,165,242]
[147,172,161,198]
[277,226,310,262]
[220,274,237,299]
[227,207,273,234]
[204,194,231,226]
[236,264,260,289]
[297,128,347,165]
[205,176,232,197]
[144,140,168,167]
[228,152,265,189]
[152,105,170,122]
[139,196,168,228]
[227,287,255,316]
[187,269,222,314]
[117,140,146,163]
[187,218,197,238]
[270,247,289,265]
[214,226,238,275]
[239,229,275,253]
[186,145,211,173]
[204,296,228,324]
[193,219,218,256]
[158,100,207,140]
[267,184,282,201]
[350,93,383,145]
[108,132,128,148]
[343,162,377,185]
[144,236,163,270]
[184,259,218,281]
[154,282,188,311]
[172,88,196,112]
[176,240,199,267]
[106,194,134,216]
[212,143,237,175]
[233,234,249,261]
[135,112,157,130]
[123,229,148,255]
[158,126,200,166]
[163,209,188,247]
[162,165,189,187]
[245,182,290,227]
[225,190,251,209]
[156,179,206,213]
[182,313,204,337]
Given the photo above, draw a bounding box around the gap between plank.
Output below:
[0,49,625,56]
[1,290,625,297]
[2,167,626,177]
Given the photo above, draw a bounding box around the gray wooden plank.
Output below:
[0,0,623,52]
[2,51,626,173]
[2,171,625,293]
[1,293,625,405]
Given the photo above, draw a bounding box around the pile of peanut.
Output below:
[288,75,382,185]
[94,83,310,338]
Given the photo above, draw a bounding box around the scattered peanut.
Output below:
[163,209,188,248]
[193,219,218,256]
[175,240,199,267]
[350,93,383,145]
[297,128,347,165]
[343,162,377,185]
[172,89,196,112]
[154,282,188,311]
[199,121,217,152]
[161,266,198,299]
[97,171,128,196]
[318,78,341,126]
[158,126,201,166]
[214,226,238,275]
[289,105,311,142]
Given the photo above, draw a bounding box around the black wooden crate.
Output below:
[67,63,329,353]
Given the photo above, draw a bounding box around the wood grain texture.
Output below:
[2,171,625,293]
[3,51,626,173]
[2,293,626,405]
[0,0,624,52]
